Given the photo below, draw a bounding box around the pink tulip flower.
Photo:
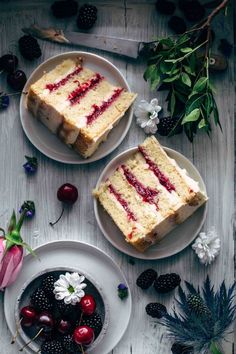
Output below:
[0,238,23,290]
[0,202,36,291]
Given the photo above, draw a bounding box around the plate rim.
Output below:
[94,145,208,260]
[4,239,132,354]
[20,51,134,165]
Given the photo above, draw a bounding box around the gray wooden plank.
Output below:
[0,1,234,353]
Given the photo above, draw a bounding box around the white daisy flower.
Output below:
[192,228,220,266]
[135,98,162,134]
[53,272,87,305]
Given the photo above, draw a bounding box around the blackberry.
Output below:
[171,343,193,354]
[51,0,78,18]
[136,269,157,290]
[61,334,77,352]
[55,299,75,317]
[77,4,97,30]
[0,54,18,73]
[81,313,103,336]
[19,35,41,61]
[187,294,211,316]
[30,288,53,312]
[156,0,176,15]
[157,116,182,136]
[41,340,64,354]
[154,273,181,293]
[145,303,167,319]
[42,274,57,298]
[179,0,205,22]
[168,16,187,34]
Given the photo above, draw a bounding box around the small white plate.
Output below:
[20,52,134,164]
[4,240,132,354]
[94,147,207,260]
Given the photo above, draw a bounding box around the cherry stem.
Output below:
[49,206,64,227]
[11,318,22,344]
[80,344,86,354]
[19,328,44,351]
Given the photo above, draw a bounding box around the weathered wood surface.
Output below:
[0,1,234,353]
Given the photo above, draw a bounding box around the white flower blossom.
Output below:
[135,98,162,134]
[192,228,220,266]
[53,272,87,305]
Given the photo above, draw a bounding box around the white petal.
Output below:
[150,111,158,120]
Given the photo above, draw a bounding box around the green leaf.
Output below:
[180,47,193,53]
[182,108,200,124]
[198,118,206,129]
[150,75,160,90]
[143,64,156,81]
[186,94,205,115]
[177,34,190,45]
[159,37,174,48]
[181,73,191,87]
[213,105,222,131]
[170,91,176,117]
[163,74,179,83]
[22,242,37,258]
[183,65,193,75]
[164,59,177,64]
[175,91,187,103]
[189,54,196,73]
[160,61,172,74]
[193,77,208,92]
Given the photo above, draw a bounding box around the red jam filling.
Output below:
[138,146,176,193]
[45,66,83,92]
[121,165,159,209]
[108,184,137,221]
[68,73,103,105]
[86,88,123,125]
[128,227,136,240]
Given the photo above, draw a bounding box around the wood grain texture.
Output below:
[0,1,234,353]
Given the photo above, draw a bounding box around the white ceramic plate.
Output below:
[4,241,132,354]
[20,52,134,164]
[94,147,207,260]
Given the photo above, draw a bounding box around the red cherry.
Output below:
[0,54,18,73]
[73,325,94,345]
[57,319,71,334]
[37,311,54,333]
[50,183,78,227]
[57,183,78,204]
[20,306,37,322]
[7,70,27,91]
[80,295,96,316]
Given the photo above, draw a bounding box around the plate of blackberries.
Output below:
[15,268,109,354]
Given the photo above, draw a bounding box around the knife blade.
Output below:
[22,25,145,59]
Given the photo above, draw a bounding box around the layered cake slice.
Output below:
[27,57,137,158]
[94,136,208,252]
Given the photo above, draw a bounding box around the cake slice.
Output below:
[93,136,208,252]
[27,57,137,158]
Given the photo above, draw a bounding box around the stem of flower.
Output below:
[210,341,224,354]
[16,209,27,232]
[49,207,64,227]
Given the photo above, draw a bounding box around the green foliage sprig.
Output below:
[143,0,228,141]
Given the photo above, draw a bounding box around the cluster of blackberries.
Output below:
[136,269,181,319]
[156,0,206,34]
[51,1,98,30]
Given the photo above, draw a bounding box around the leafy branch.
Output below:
[143,0,228,141]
